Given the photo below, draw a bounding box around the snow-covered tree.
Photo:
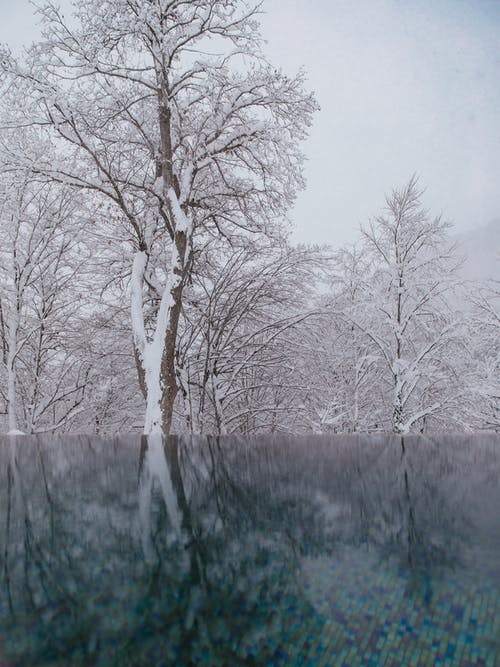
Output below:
[177,241,324,434]
[355,176,466,433]
[467,279,500,431]
[305,245,385,433]
[2,0,317,435]
[0,166,92,433]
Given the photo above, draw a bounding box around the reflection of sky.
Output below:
[1,0,499,246]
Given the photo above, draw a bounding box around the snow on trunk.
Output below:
[131,224,188,434]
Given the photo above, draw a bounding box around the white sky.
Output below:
[1,0,499,247]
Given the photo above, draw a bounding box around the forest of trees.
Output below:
[0,0,498,436]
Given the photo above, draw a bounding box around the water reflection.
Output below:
[0,433,499,666]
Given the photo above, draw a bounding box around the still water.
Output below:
[0,434,499,666]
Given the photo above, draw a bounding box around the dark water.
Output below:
[0,433,499,667]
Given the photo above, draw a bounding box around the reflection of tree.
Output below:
[0,436,143,666]
[0,433,497,665]
[401,436,434,604]
[134,434,327,665]
[0,435,329,665]
[324,435,473,606]
[399,436,477,605]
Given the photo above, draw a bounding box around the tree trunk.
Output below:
[132,68,192,436]
[132,227,191,435]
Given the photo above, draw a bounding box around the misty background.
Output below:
[1,0,499,266]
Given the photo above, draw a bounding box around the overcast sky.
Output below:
[1,0,499,247]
